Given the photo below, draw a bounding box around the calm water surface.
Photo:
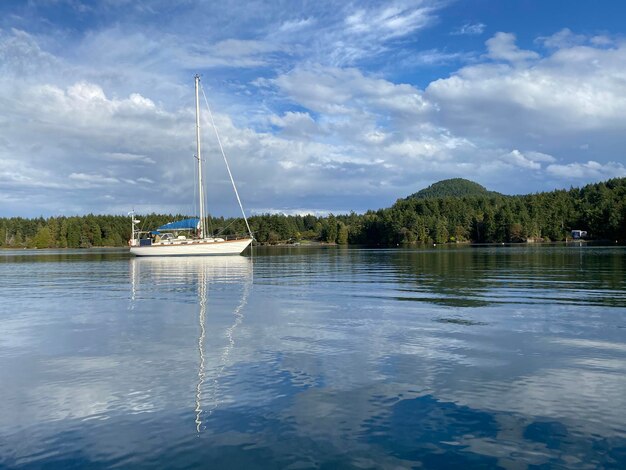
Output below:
[0,245,625,469]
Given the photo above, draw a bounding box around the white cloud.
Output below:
[137,177,154,184]
[270,65,431,119]
[546,161,626,180]
[0,28,60,75]
[0,4,451,215]
[426,31,626,151]
[501,150,556,170]
[69,172,120,186]
[537,28,587,50]
[67,81,107,101]
[104,153,156,164]
[486,32,539,63]
[363,130,389,144]
[251,207,332,217]
[308,1,442,66]
[0,69,197,215]
[1,1,626,218]
[190,39,286,69]
[345,3,435,40]
[386,134,470,160]
[407,49,474,66]
[269,111,319,137]
[278,17,316,33]
[452,23,486,36]
[524,151,556,163]
[590,35,614,47]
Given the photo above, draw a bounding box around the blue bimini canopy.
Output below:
[157,218,200,231]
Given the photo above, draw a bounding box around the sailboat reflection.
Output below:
[129,256,253,432]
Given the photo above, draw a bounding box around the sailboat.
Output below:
[129,75,253,256]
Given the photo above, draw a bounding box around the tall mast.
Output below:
[195,74,206,239]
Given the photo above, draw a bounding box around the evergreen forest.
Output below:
[1,177,625,249]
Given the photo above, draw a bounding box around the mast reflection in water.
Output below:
[129,256,253,433]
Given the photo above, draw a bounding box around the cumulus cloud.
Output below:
[537,28,587,50]
[0,69,196,215]
[386,134,470,160]
[486,32,539,62]
[0,3,453,216]
[1,0,625,217]
[269,112,319,138]
[269,65,431,119]
[426,31,626,160]
[546,161,626,180]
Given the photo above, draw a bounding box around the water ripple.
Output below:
[1,246,625,468]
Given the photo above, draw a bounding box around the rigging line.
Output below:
[214,219,236,237]
[214,217,246,238]
[206,271,252,417]
[200,85,253,239]
[207,211,214,238]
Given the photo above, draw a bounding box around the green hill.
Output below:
[407,178,498,199]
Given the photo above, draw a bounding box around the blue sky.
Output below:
[1,0,626,217]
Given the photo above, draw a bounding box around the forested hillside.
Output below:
[1,177,624,248]
[406,178,497,199]
[353,177,626,245]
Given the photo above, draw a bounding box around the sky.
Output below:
[1,0,626,218]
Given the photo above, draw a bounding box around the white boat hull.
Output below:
[130,238,252,257]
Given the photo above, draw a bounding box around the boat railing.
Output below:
[220,234,254,241]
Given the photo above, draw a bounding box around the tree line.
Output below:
[1,177,624,249]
